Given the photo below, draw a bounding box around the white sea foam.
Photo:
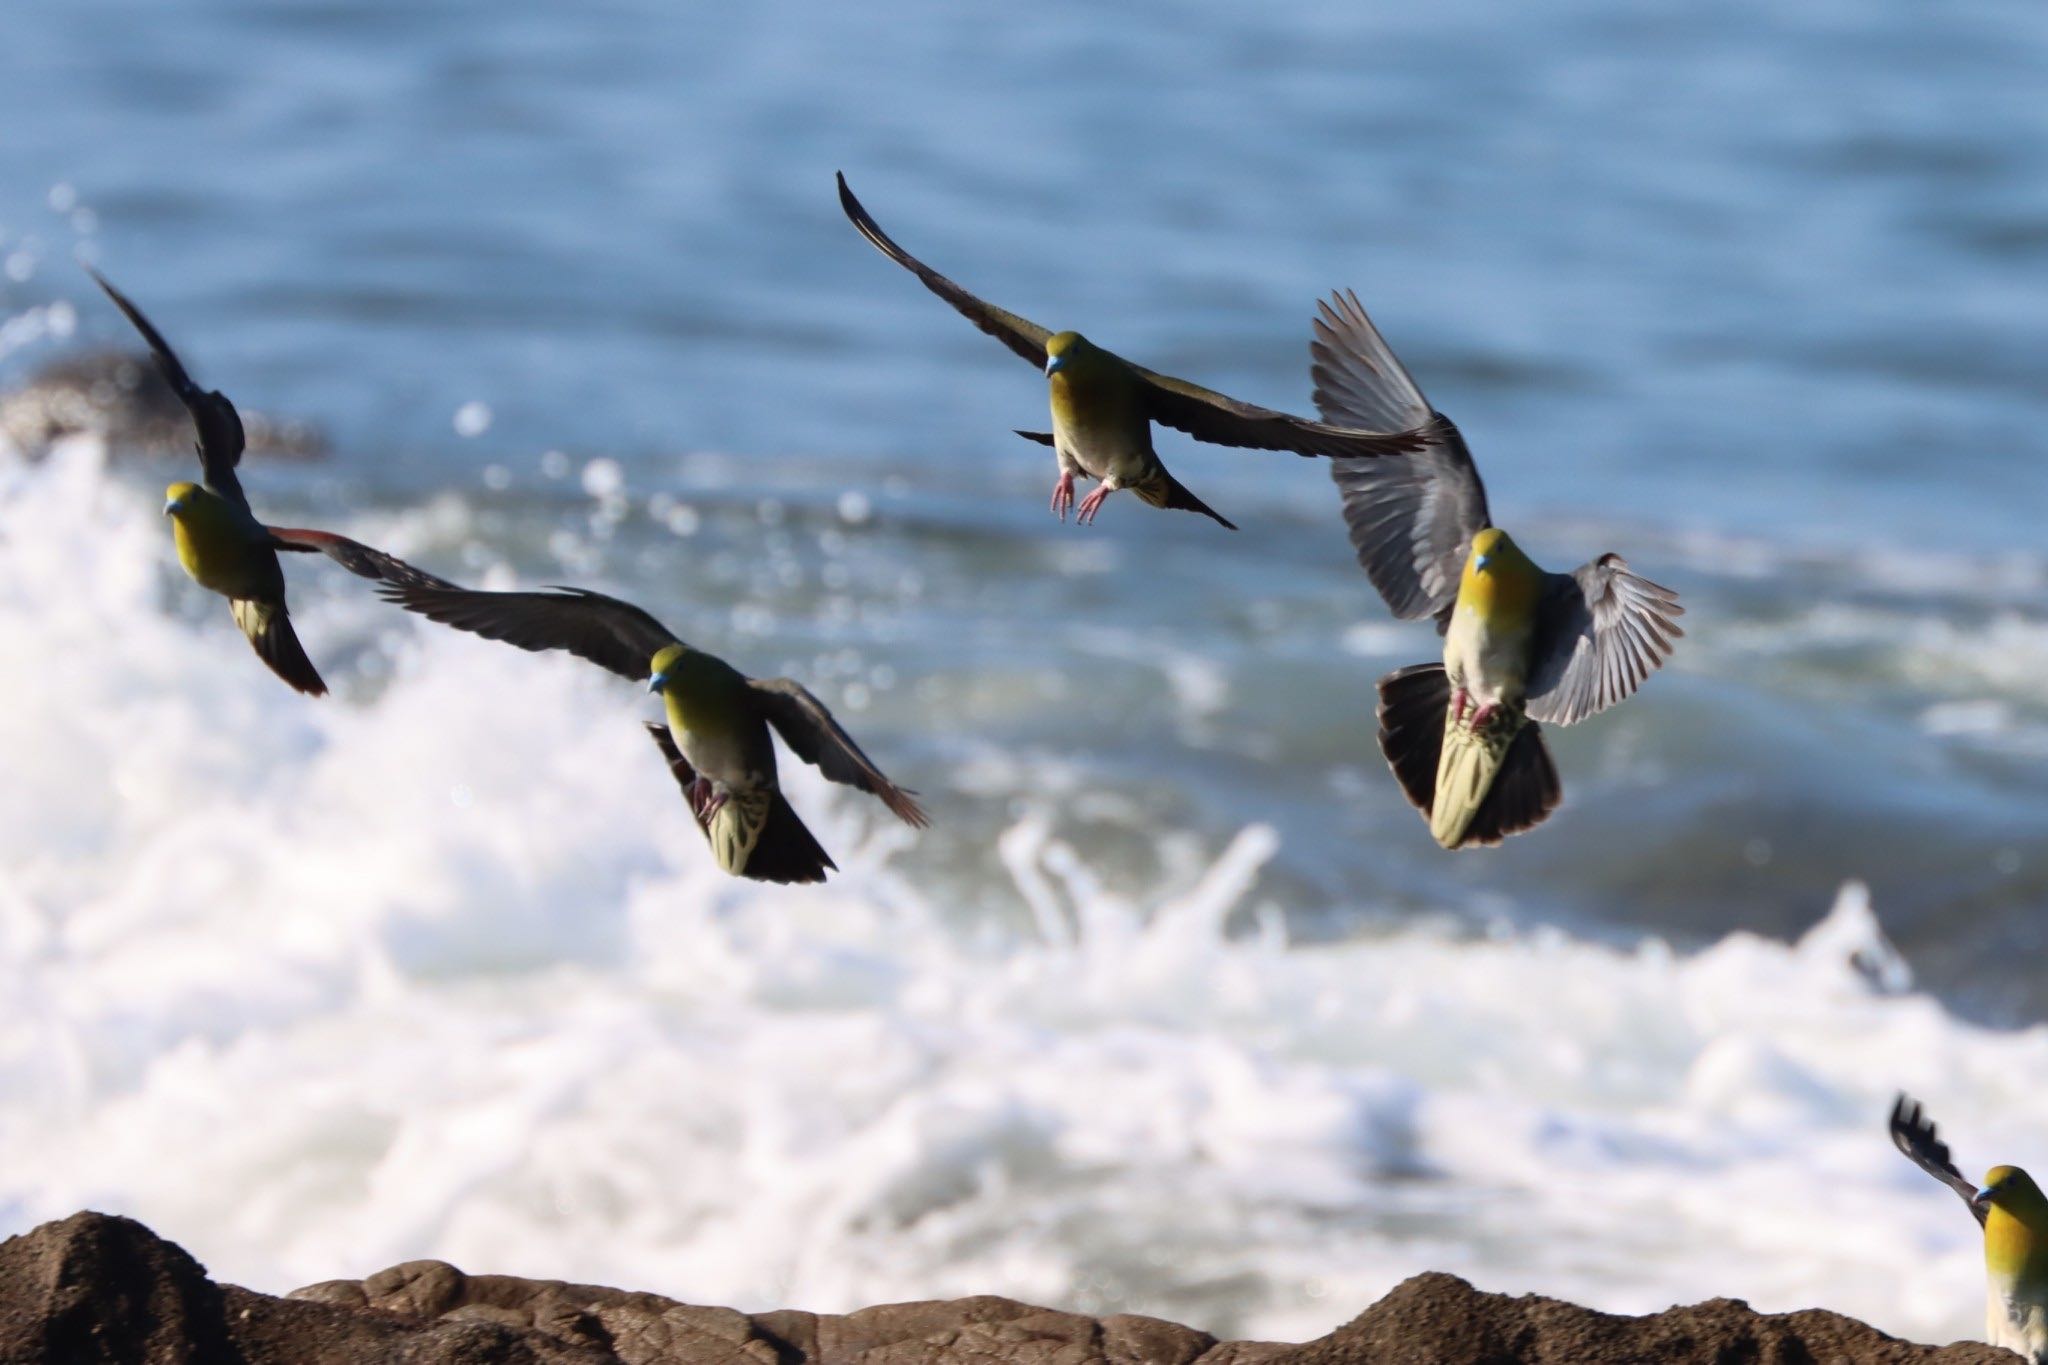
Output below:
[0,446,2041,1347]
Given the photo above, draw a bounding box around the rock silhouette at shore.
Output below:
[0,349,326,460]
[0,1212,2019,1365]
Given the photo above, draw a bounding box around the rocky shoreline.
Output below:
[0,1212,2014,1364]
[0,350,326,461]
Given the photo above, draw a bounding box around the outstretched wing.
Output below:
[1310,288,1436,430]
[1891,1094,1986,1226]
[747,678,929,828]
[837,173,1051,367]
[1524,555,1684,726]
[1311,290,1489,622]
[378,582,679,682]
[90,269,250,509]
[1130,360,1428,460]
[267,527,457,590]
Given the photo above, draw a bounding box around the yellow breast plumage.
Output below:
[166,482,266,597]
[1457,528,1544,625]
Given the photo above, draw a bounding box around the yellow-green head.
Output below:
[647,643,690,694]
[1460,528,1543,621]
[1044,330,1094,377]
[161,474,245,573]
[1979,1165,2048,1282]
[648,642,749,737]
[161,479,241,537]
[160,479,256,591]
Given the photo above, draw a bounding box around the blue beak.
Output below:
[1044,354,1066,377]
[1977,1186,1997,1205]
[163,498,183,516]
[1474,553,1492,571]
[647,672,668,693]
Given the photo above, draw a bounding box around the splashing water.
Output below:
[1,445,2042,1346]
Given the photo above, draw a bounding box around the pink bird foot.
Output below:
[1451,687,1470,726]
[1075,483,1114,525]
[1469,703,1499,731]
[1051,472,1075,521]
[687,778,727,824]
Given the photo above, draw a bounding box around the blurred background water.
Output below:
[1,0,2045,1349]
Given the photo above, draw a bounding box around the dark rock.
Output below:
[0,349,326,460]
[0,1209,235,1364]
[0,1212,2022,1365]
[1289,1271,2017,1365]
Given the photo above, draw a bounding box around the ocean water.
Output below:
[2,0,2047,1350]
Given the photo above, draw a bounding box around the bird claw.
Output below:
[1076,484,1112,526]
[687,779,727,823]
[1051,473,1075,522]
[1451,689,1503,733]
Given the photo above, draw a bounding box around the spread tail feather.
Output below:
[1377,663,1451,814]
[741,794,837,885]
[1133,470,1237,530]
[643,723,835,883]
[703,787,774,879]
[1375,663,1559,849]
[231,597,326,696]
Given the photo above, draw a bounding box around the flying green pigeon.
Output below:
[92,270,447,695]
[837,174,1426,530]
[1311,289,1682,848]
[378,580,928,884]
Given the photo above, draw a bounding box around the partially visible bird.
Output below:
[1892,1094,2048,1362]
[376,580,928,884]
[91,271,447,695]
[1309,289,1683,848]
[835,173,1426,530]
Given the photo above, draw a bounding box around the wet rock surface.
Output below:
[0,1213,2017,1364]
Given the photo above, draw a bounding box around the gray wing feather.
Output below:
[748,678,929,828]
[91,269,250,508]
[836,173,1051,367]
[377,582,678,682]
[1311,290,1489,622]
[1128,359,1429,459]
[267,527,457,589]
[1309,288,1433,430]
[1890,1094,1987,1226]
[1524,555,1684,726]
